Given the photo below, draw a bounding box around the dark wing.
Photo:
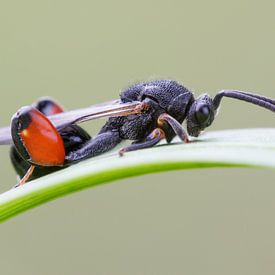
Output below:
[0,100,144,145]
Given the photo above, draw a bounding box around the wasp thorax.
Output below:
[186,93,216,137]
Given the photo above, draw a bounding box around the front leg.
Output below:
[158,113,189,143]
[66,131,121,163]
[119,113,189,156]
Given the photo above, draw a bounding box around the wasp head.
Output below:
[186,93,216,137]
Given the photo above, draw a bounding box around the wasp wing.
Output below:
[0,100,144,145]
[0,127,13,145]
[50,100,143,128]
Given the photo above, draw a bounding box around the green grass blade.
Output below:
[0,128,275,222]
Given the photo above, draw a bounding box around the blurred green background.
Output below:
[1,0,275,274]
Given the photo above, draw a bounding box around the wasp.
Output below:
[1,79,274,187]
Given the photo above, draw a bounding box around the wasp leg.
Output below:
[119,128,165,156]
[13,165,36,188]
[158,113,189,143]
[66,131,121,163]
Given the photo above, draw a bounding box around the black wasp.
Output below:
[0,79,274,187]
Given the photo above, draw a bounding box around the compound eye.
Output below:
[195,105,210,124]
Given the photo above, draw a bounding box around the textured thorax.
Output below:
[122,80,194,121]
[100,80,194,141]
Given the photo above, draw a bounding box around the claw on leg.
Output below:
[119,128,165,156]
[14,165,35,188]
[158,113,189,143]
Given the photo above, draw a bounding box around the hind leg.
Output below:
[65,131,122,163]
